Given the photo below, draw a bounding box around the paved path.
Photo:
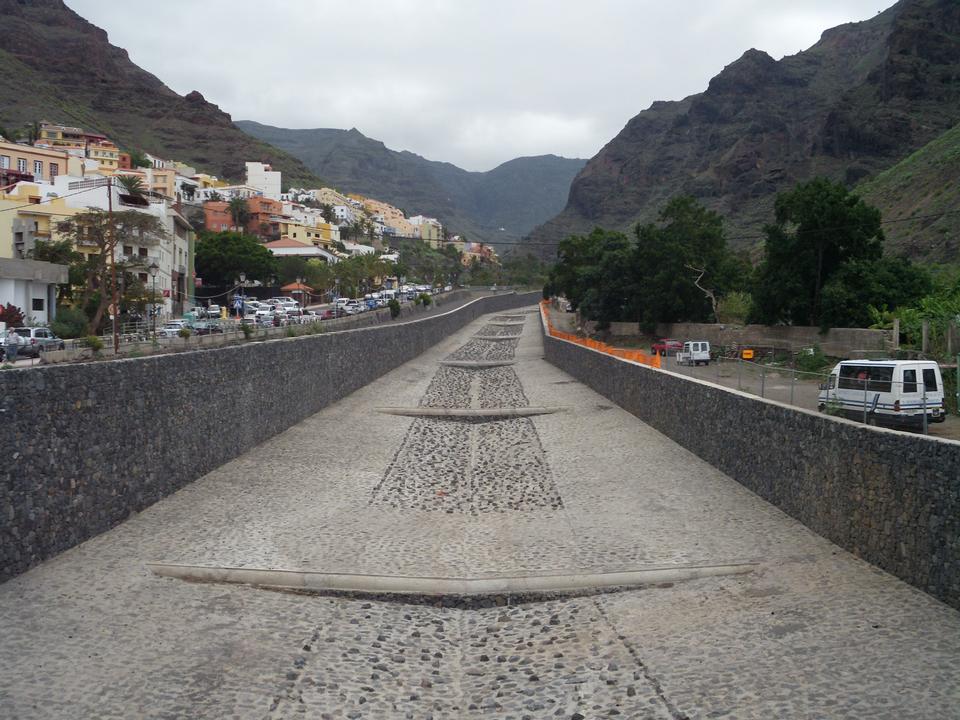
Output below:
[1,307,958,718]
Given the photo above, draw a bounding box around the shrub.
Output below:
[50,307,89,339]
[795,344,831,374]
[241,323,253,339]
[388,299,401,319]
[716,291,751,324]
[285,326,297,337]
[83,335,104,353]
[419,293,432,307]
[178,327,192,340]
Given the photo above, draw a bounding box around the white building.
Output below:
[264,238,339,263]
[0,258,68,326]
[196,184,261,202]
[333,204,356,224]
[245,162,282,200]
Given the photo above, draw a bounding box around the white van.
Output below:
[818,359,945,427]
[677,341,711,366]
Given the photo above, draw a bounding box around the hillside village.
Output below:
[0,120,500,328]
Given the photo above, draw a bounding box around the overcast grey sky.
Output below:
[67,0,895,171]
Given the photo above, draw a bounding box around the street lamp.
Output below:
[236,272,246,318]
[148,261,159,340]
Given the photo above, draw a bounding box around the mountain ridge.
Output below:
[528,0,960,261]
[237,120,586,245]
[0,0,322,185]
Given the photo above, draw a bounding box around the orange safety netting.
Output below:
[540,301,661,369]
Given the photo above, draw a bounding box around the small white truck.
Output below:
[676,340,711,366]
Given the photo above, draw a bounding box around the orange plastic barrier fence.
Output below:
[540,301,661,369]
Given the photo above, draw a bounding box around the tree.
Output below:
[819,257,932,330]
[207,190,224,202]
[53,210,167,332]
[227,196,250,231]
[27,238,83,305]
[0,303,24,328]
[194,231,277,286]
[751,178,883,326]
[127,149,151,169]
[115,174,145,197]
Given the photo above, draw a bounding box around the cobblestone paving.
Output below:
[372,322,561,513]
[1,308,959,718]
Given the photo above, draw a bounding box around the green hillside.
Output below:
[858,122,960,261]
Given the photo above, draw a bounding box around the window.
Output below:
[32,298,44,312]
[50,163,58,178]
[923,368,938,393]
[138,247,147,257]
[34,160,43,178]
[123,245,133,256]
[138,273,148,283]
[838,365,893,393]
[16,158,26,173]
[0,156,8,169]
[902,369,917,394]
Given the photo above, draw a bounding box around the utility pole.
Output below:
[108,176,119,354]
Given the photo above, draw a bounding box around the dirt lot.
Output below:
[545,309,960,442]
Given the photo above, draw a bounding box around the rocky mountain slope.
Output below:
[0,0,321,185]
[237,121,585,244]
[858,121,960,261]
[529,0,960,261]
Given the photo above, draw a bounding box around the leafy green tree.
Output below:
[195,231,277,286]
[819,257,932,330]
[548,227,618,311]
[127,149,151,169]
[27,238,83,304]
[751,178,883,326]
[50,307,89,339]
[56,210,167,332]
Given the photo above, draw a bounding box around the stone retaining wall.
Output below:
[542,321,960,610]
[0,292,540,582]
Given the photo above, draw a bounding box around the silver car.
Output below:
[2,327,65,358]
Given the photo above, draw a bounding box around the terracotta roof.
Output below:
[281,282,314,291]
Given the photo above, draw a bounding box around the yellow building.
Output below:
[278,219,340,250]
[0,183,81,259]
[192,173,228,189]
[87,140,120,173]
[362,197,416,237]
[0,141,83,182]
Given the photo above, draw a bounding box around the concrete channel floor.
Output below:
[1,306,959,719]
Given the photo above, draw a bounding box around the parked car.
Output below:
[158,322,190,338]
[207,304,222,317]
[651,338,684,356]
[343,300,363,315]
[1,327,65,358]
[676,341,711,366]
[818,359,945,427]
[187,306,208,319]
[192,321,224,336]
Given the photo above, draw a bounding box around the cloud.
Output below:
[65,0,895,171]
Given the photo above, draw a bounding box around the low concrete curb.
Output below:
[473,334,522,341]
[438,360,518,368]
[147,561,757,597]
[375,406,565,418]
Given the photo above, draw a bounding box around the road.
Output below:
[1,306,958,718]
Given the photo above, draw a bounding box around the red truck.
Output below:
[651,338,684,356]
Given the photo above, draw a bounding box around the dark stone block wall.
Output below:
[543,327,960,610]
[0,292,540,582]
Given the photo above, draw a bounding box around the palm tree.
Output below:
[227,196,250,232]
[115,174,145,197]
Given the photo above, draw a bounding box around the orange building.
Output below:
[203,196,282,239]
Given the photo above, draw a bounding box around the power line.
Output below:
[0,183,106,213]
